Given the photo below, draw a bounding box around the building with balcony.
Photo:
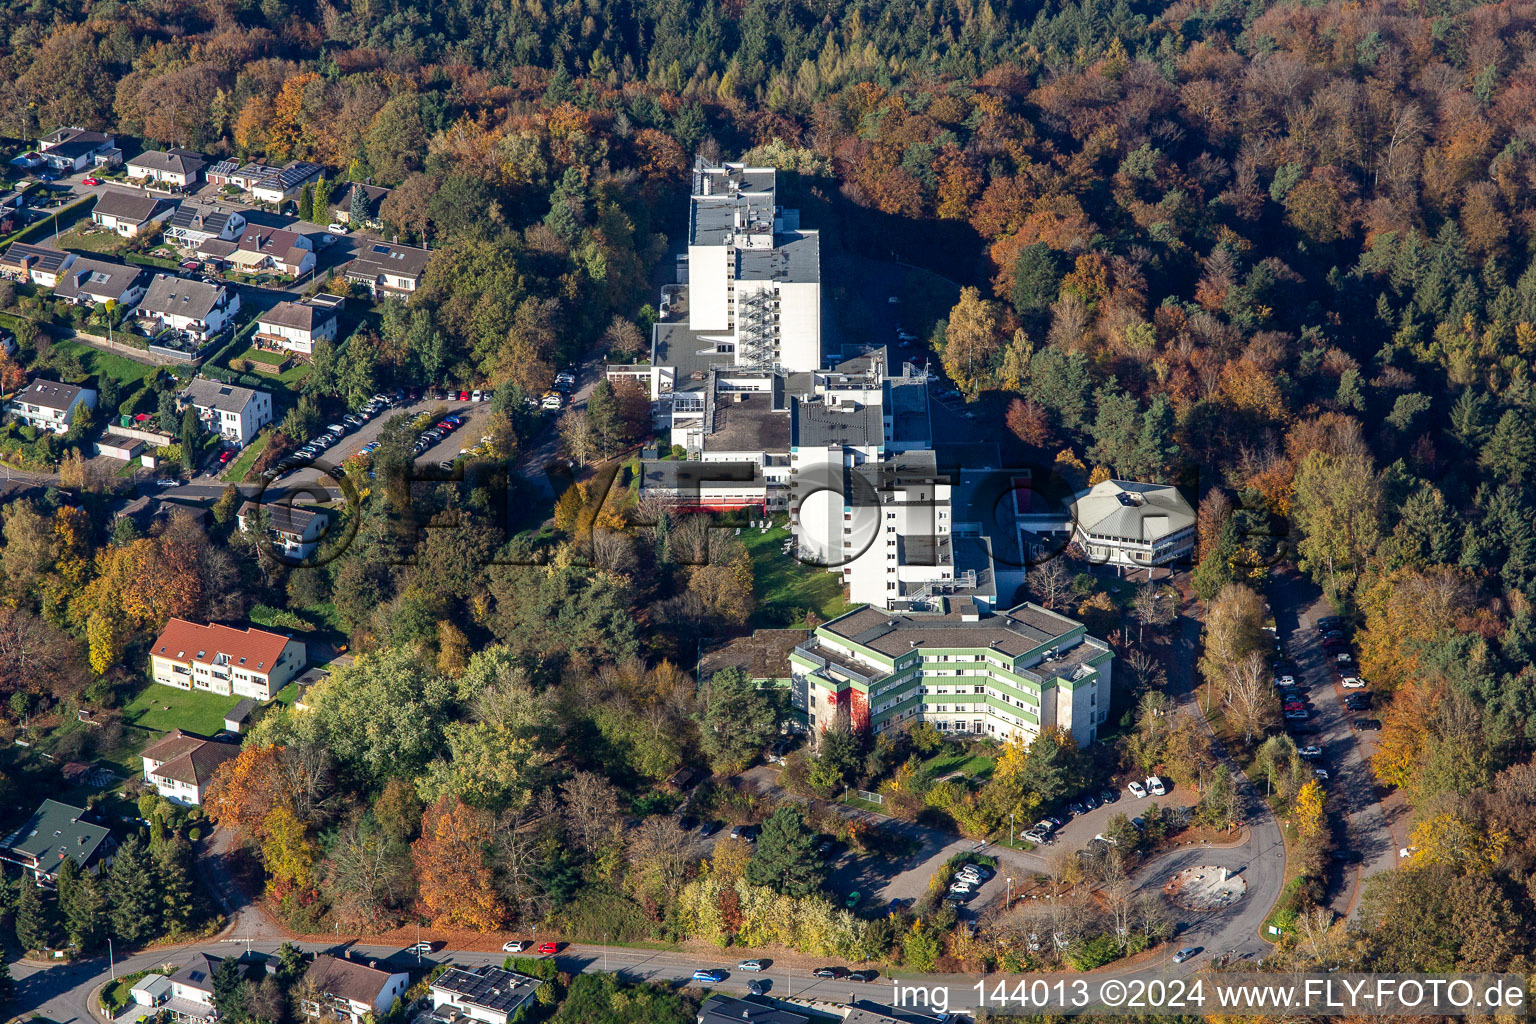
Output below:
[166,953,221,1024]
[300,955,409,1024]
[1067,479,1195,574]
[0,242,76,287]
[165,201,246,249]
[254,296,340,355]
[138,275,240,342]
[790,599,1112,747]
[237,501,328,559]
[179,377,272,447]
[8,378,96,434]
[139,730,240,806]
[149,618,307,701]
[0,799,115,885]
[344,241,430,297]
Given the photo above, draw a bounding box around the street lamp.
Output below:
[1010,812,1015,846]
[1007,877,1013,909]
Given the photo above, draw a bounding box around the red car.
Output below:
[537,942,559,955]
[218,450,235,465]
[1283,701,1306,712]
[81,177,100,186]
[459,390,471,401]
[437,420,455,431]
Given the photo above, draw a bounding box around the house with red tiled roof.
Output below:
[139,729,240,806]
[148,618,307,701]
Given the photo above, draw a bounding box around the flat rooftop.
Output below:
[819,601,1081,659]
[707,392,790,452]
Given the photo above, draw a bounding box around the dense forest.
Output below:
[0,0,1532,987]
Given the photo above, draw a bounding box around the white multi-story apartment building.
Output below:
[148,618,307,701]
[180,377,272,446]
[790,600,1113,748]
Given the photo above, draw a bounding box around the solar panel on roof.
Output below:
[372,244,390,254]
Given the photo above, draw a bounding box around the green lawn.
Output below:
[223,430,271,481]
[122,682,242,738]
[915,749,997,785]
[57,224,128,255]
[234,346,288,366]
[51,339,157,388]
[739,523,855,628]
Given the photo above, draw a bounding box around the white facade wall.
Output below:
[687,245,729,330]
[776,280,820,372]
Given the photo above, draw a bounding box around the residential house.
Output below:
[139,730,240,806]
[166,953,221,1024]
[165,202,246,250]
[300,955,410,1024]
[53,257,148,307]
[126,148,207,188]
[328,182,390,229]
[254,297,340,355]
[180,377,272,446]
[9,378,97,434]
[0,799,115,885]
[790,599,1113,748]
[208,160,322,204]
[345,241,429,297]
[138,274,240,341]
[696,996,808,1024]
[91,189,173,237]
[219,224,315,278]
[429,966,539,1024]
[148,618,307,701]
[0,242,76,287]
[1067,479,1196,574]
[111,494,207,531]
[37,127,120,172]
[237,501,328,559]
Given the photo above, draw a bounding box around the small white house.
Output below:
[126,149,207,188]
[9,379,97,434]
[37,128,118,172]
[139,730,239,807]
[237,501,328,560]
[167,953,220,1024]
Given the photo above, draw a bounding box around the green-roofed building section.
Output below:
[789,598,1112,748]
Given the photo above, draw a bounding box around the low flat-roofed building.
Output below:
[429,965,539,1024]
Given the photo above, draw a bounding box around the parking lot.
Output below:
[249,396,500,493]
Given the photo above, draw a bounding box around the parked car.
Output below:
[1067,800,1086,816]
[747,981,766,996]
[1127,780,1148,799]
[737,959,768,972]
[1274,674,1296,686]
[1021,829,1048,844]
[692,969,727,983]
[1283,701,1307,712]
[812,967,846,979]
[1172,946,1201,964]
[849,970,879,983]
[1099,788,1118,804]
[1298,745,1323,759]
[502,940,527,953]
[327,222,349,235]
[1284,709,1310,720]
[1145,775,1166,796]
[1342,676,1367,688]
[218,450,236,465]
[699,821,720,837]
[407,941,438,954]
[844,891,860,908]
[1314,768,1330,781]
[1083,793,1100,810]
[537,942,559,955]
[815,837,834,856]
[81,177,100,186]
[458,390,471,401]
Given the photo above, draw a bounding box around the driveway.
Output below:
[1266,571,1398,916]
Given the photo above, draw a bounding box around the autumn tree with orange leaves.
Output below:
[411,796,507,931]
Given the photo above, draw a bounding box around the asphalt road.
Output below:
[1265,571,1397,917]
